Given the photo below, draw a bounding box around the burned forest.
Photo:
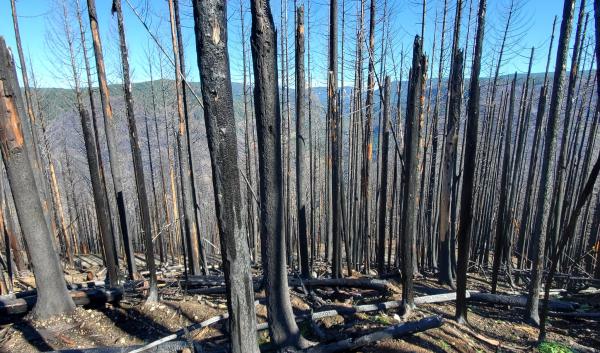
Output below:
[1,0,600,352]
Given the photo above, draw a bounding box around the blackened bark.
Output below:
[548,0,587,265]
[9,0,49,227]
[329,0,343,279]
[525,0,575,326]
[174,0,208,276]
[491,74,517,293]
[296,5,309,278]
[249,0,312,349]
[438,50,464,289]
[539,86,600,339]
[111,0,158,302]
[402,37,427,311]
[377,77,392,276]
[86,0,133,281]
[360,0,376,273]
[62,0,118,286]
[0,37,75,319]
[192,2,260,352]
[455,0,485,324]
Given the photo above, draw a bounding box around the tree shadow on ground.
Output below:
[100,305,171,343]
[10,319,54,352]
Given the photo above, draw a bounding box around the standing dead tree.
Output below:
[250,0,312,350]
[192,1,260,352]
[456,0,486,325]
[491,74,517,293]
[111,0,158,302]
[296,4,310,279]
[86,0,132,281]
[359,0,376,273]
[438,0,464,288]
[9,0,49,227]
[377,77,392,276]
[402,36,427,313]
[329,0,343,279]
[525,0,575,326]
[172,0,208,276]
[60,0,115,285]
[0,36,75,319]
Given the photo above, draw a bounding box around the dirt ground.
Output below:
[0,275,598,353]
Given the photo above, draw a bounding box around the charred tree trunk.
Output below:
[296,5,310,278]
[438,54,463,289]
[359,0,376,273]
[402,37,427,312]
[60,0,117,284]
[173,0,208,276]
[456,0,486,324]
[329,0,343,279]
[192,2,260,352]
[0,37,75,319]
[250,0,312,349]
[377,77,392,276]
[491,74,517,293]
[86,0,134,281]
[9,0,50,229]
[111,0,158,302]
[525,0,575,326]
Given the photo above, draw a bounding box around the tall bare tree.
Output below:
[296,4,310,278]
[525,0,575,325]
[250,0,312,349]
[0,36,75,319]
[402,36,427,312]
[192,1,260,351]
[86,0,133,280]
[456,0,486,324]
[111,0,158,302]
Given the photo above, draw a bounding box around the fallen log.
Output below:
[289,277,401,293]
[301,316,443,353]
[550,311,600,320]
[468,292,577,312]
[307,291,473,319]
[0,288,122,315]
[47,340,190,353]
[185,277,400,294]
[133,291,465,352]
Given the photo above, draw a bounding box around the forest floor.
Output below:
[0,268,598,353]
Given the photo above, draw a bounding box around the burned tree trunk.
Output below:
[296,5,310,278]
[111,0,158,302]
[438,50,464,289]
[0,37,75,319]
[86,0,134,280]
[359,0,376,273]
[377,77,392,276]
[173,0,208,276]
[9,0,49,227]
[456,0,486,325]
[250,0,312,349]
[192,1,260,352]
[525,0,575,326]
[438,0,463,288]
[62,0,117,285]
[491,74,517,293]
[402,37,427,311]
[329,0,343,279]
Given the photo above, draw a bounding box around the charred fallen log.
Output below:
[182,276,401,294]
[300,316,443,353]
[468,292,577,312]
[0,287,122,316]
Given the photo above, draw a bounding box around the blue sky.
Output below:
[0,0,577,89]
